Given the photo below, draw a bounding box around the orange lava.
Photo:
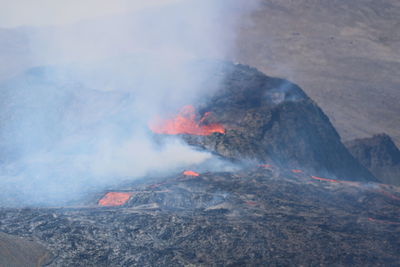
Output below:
[259,164,272,169]
[375,189,400,201]
[245,201,258,206]
[309,176,361,187]
[183,170,200,176]
[98,192,133,207]
[310,176,339,183]
[149,105,225,135]
[291,169,303,173]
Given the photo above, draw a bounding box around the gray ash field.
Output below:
[1,167,399,266]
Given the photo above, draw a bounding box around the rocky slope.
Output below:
[183,63,376,182]
[346,134,400,186]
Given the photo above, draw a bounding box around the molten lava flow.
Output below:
[98,192,133,207]
[310,176,362,187]
[292,169,303,173]
[259,164,272,169]
[183,170,200,176]
[310,176,339,183]
[149,105,225,135]
[375,189,400,201]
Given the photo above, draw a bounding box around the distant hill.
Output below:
[233,0,400,146]
[345,134,400,185]
[0,232,51,267]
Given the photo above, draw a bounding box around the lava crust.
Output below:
[0,167,399,266]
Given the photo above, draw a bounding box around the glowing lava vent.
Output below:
[291,169,303,173]
[149,105,224,135]
[183,170,200,176]
[98,192,133,207]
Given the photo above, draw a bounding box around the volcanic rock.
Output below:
[182,62,376,182]
[0,167,399,266]
[345,134,400,185]
[1,61,396,266]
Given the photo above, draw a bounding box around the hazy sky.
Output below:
[0,0,181,28]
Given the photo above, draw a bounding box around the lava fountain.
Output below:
[149,105,224,135]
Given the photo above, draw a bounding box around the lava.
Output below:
[292,169,303,173]
[374,189,400,201]
[149,105,225,135]
[259,164,272,169]
[309,176,359,186]
[245,201,258,206]
[98,192,133,207]
[183,170,200,176]
[310,176,340,183]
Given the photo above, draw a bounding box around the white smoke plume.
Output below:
[0,0,260,206]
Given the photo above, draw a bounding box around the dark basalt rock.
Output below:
[183,63,376,182]
[345,133,400,185]
[0,167,399,266]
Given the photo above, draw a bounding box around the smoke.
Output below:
[0,0,182,28]
[0,0,260,206]
[27,0,257,66]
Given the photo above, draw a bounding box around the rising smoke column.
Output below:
[0,0,260,206]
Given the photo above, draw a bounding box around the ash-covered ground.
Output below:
[0,166,399,266]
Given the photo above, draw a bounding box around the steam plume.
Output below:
[0,0,259,206]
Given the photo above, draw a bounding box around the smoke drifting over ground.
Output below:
[0,0,259,206]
